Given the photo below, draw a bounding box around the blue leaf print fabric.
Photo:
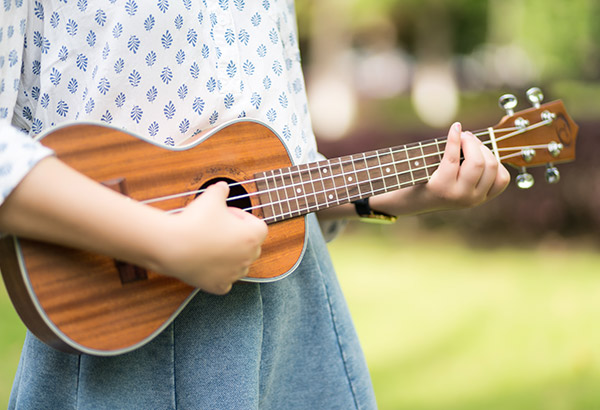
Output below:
[2,7,377,410]
[0,0,318,206]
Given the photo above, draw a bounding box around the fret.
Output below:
[254,171,277,222]
[309,163,328,208]
[405,143,428,185]
[298,164,317,212]
[317,161,338,206]
[350,154,372,198]
[296,164,317,213]
[391,146,413,187]
[335,157,352,203]
[271,169,291,220]
[362,153,376,196]
[376,150,396,193]
[269,170,285,221]
[418,142,430,180]
[421,139,443,181]
[328,162,340,204]
[387,147,402,190]
[279,167,301,218]
[368,150,386,195]
[289,165,309,214]
[434,138,445,164]
[341,155,360,200]
[406,147,414,184]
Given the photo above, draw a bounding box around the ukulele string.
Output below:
[239,147,537,221]
[146,123,542,213]
[233,122,547,220]
[249,137,548,224]
[165,144,533,221]
[166,139,532,223]
[142,125,523,207]
[141,136,454,205]
[162,155,443,216]
[232,126,516,205]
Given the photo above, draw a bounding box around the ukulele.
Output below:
[0,89,578,356]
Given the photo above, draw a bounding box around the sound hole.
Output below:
[199,178,252,212]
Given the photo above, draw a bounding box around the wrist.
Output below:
[352,197,397,223]
[369,186,439,217]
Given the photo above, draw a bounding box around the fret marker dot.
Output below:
[348,177,353,182]
[386,167,391,173]
[296,188,302,193]
[328,194,334,200]
[415,161,420,166]
[323,168,328,174]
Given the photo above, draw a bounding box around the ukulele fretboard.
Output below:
[255,139,447,223]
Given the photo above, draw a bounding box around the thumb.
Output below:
[191,181,229,211]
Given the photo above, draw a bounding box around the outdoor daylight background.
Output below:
[2,0,600,408]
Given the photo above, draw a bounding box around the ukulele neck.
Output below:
[255,138,448,224]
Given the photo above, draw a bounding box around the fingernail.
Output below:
[465,131,479,141]
[453,122,462,133]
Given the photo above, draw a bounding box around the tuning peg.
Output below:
[521,148,536,162]
[516,167,534,189]
[545,163,560,184]
[526,87,544,108]
[499,94,518,116]
[547,141,563,158]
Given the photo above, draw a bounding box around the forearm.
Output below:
[315,185,430,221]
[0,157,168,272]
[0,156,268,294]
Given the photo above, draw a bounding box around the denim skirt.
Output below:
[9,215,376,409]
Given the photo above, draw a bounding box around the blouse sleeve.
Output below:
[0,1,53,206]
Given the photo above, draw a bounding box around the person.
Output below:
[0,1,510,409]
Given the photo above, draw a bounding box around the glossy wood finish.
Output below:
[494,100,578,168]
[0,120,305,355]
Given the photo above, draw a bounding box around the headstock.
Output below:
[487,87,578,188]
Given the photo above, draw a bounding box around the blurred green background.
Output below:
[300,0,600,408]
[2,0,600,408]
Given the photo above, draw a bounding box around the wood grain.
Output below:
[0,120,306,354]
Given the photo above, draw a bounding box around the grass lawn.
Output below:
[0,279,25,408]
[1,227,600,409]
[331,227,600,410]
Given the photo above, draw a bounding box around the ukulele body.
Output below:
[0,119,307,355]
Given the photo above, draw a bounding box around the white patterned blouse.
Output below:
[0,0,319,205]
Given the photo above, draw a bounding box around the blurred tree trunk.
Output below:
[308,0,357,140]
[413,1,452,64]
[411,1,458,128]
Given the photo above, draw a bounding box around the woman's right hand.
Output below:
[0,158,267,296]
[155,181,268,294]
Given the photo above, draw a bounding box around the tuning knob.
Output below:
[526,87,544,108]
[516,167,534,189]
[545,163,560,184]
[499,94,518,116]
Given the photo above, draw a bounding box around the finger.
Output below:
[436,122,462,178]
[216,283,233,295]
[475,144,500,193]
[205,181,229,202]
[456,132,485,189]
[485,162,511,199]
[188,181,229,212]
[227,207,268,240]
[251,243,262,261]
